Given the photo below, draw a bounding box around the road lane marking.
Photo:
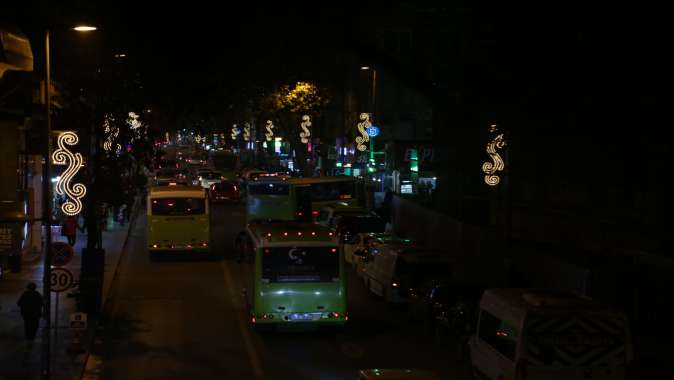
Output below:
[221,259,266,380]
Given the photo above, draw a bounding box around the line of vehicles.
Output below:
[145,146,635,380]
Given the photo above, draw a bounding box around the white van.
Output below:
[361,242,451,303]
[350,233,412,278]
[469,288,634,380]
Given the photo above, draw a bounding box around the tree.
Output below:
[263,81,330,174]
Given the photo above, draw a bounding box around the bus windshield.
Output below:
[249,183,290,195]
[309,181,355,202]
[262,246,339,283]
[151,198,206,216]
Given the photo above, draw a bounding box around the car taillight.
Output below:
[311,211,319,216]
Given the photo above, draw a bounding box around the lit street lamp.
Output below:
[42,23,96,380]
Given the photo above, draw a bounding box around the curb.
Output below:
[77,198,141,380]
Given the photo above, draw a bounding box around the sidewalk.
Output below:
[0,204,139,380]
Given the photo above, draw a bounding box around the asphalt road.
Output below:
[90,203,470,380]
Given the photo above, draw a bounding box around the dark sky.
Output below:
[4,1,669,133]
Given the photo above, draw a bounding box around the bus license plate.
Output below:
[289,313,314,321]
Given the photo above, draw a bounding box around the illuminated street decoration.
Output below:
[265,120,275,141]
[103,114,121,155]
[52,131,86,216]
[231,124,239,140]
[243,123,251,141]
[356,113,371,151]
[482,124,507,186]
[128,112,141,129]
[300,115,311,144]
[165,132,170,144]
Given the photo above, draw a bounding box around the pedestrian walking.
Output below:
[62,215,81,246]
[17,282,43,341]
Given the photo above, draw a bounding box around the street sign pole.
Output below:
[53,292,59,364]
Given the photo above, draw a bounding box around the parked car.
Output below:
[359,239,451,303]
[352,233,413,278]
[198,171,224,189]
[469,288,634,380]
[408,280,484,346]
[335,216,387,266]
[356,369,439,380]
[315,204,370,228]
[209,181,241,203]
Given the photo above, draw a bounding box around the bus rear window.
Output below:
[309,181,355,202]
[248,183,289,195]
[263,246,339,283]
[151,198,205,216]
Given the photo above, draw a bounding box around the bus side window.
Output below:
[478,309,519,360]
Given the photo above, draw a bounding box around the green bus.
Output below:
[246,178,296,222]
[147,186,210,256]
[240,222,347,327]
[210,150,239,180]
[246,176,358,222]
[287,176,358,213]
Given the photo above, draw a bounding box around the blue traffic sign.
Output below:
[52,242,74,267]
[367,126,380,137]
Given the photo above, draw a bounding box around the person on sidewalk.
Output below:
[17,282,43,341]
[62,215,82,246]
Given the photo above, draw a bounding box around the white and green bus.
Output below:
[246,176,359,222]
[147,186,210,256]
[239,221,347,328]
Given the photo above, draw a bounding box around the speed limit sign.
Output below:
[51,267,74,293]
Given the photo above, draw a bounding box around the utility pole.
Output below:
[41,28,52,380]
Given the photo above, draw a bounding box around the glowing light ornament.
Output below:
[356,113,371,151]
[231,124,240,140]
[265,120,275,141]
[103,115,121,154]
[243,123,251,141]
[52,131,87,216]
[300,115,311,144]
[128,112,141,130]
[482,124,507,186]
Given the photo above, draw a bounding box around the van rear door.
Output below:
[521,311,631,380]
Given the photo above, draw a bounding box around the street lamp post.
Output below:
[41,24,96,380]
[41,28,52,380]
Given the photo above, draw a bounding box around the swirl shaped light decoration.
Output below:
[52,131,87,215]
[243,123,251,141]
[103,115,121,154]
[231,124,239,140]
[299,115,311,144]
[356,113,371,151]
[265,120,275,141]
[482,125,507,186]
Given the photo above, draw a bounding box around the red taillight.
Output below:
[297,212,303,216]
[330,248,337,253]
[251,316,256,324]
[311,211,319,216]
[283,232,288,236]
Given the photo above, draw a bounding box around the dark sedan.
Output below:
[209,181,241,203]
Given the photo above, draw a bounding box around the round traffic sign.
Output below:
[52,242,74,267]
[51,267,74,293]
[366,126,380,137]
